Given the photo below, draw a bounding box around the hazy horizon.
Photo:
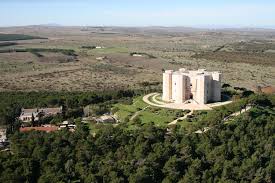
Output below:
[1,0,275,29]
[1,25,275,30]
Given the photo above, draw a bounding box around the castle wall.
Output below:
[194,75,207,104]
[172,74,181,102]
[172,73,190,103]
[162,70,173,101]
[211,72,222,102]
[205,75,212,103]
[162,69,221,104]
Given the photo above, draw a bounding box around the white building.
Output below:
[19,107,62,123]
[19,109,39,123]
[163,68,221,104]
[0,129,7,143]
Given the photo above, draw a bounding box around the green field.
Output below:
[0,34,47,41]
[0,42,17,48]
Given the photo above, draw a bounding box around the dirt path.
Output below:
[130,105,150,121]
[168,110,193,125]
[206,100,232,108]
[224,106,252,122]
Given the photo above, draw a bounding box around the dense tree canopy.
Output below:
[0,94,274,182]
[0,90,136,127]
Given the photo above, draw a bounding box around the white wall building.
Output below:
[163,68,221,104]
[0,129,7,143]
[19,107,62,123]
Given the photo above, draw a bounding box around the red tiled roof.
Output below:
[19,126,59,133]
[261,86,275,94]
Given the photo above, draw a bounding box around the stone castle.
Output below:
[162,68,221,104]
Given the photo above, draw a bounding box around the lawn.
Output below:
[114,96,186,126]
[138,108,176,126]
[113,96,148,122]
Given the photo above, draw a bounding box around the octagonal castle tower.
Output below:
[162,68,221,104]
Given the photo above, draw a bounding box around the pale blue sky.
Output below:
[1,0,275,28]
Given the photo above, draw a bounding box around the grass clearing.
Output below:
[138,108,175,126]
[113,96,148,122]
[114,96,187,126]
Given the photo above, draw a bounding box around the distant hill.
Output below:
[37,23,62,27]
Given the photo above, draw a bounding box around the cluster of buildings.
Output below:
[18,106,117,133]
[19,107,62,123]
[163,68,222,104]
[18,106,78,133]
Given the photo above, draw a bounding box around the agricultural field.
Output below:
[0,33,46,41]
[0,26,274,92]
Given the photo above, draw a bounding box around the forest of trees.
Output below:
[0,94,274,182]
